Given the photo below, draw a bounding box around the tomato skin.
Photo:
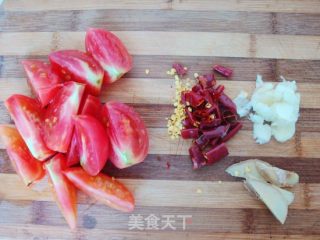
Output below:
[0,125,44,186]
[5,94,54,160]
[22,60,62,107]
[66,95,105,167]
[66,134,79,167]
[64,167,135,212]
[45,154,77,229]
[85,28,132,85]
[43,81,85,153]
[74,115,110,176]
[49,50,104,96]
[103,101,149,169]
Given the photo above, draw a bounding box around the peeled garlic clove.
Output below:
[252,102,275,122]
[233,91,251,118]
[225,159,268,181]
[255,161,299,187]
[244,178,289,224]
[271,122,296,143]
[271,102,299,123]
[249,113,264,124]
[253,123,272,144]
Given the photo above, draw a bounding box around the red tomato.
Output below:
[0,125,44,186]
[81,95,102,119]
[85,28,132,85]
[64,167,134,212]
[5,94,54,160]
[43,81,85,153]
[103,101,149,169]
[66,134,79,167]
[22,60,62,107]
[66,95,105,167]
[49,50,104,96]
[45,154,77,229]
[74,115,110,176]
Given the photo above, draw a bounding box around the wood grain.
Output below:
[0,78,319,108]
[1,226,319,240]
[4,0,320,13]
[1,32,320,60]
[1,174,319,210]
[0,127,317,158]
[2,0,320,238]
[2,10,320,36]
[3,56,320,83]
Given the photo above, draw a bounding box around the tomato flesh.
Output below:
[64,167,134,212]
[74,115,110,176]
[103,101,149,169]
[45,154,77,229]
[5,94,54,160]
[43,81,85,153]
[22,60,62,107]
[66,95,105,167]
[85,28,132,85]
[49,50,104,96]
[0,125,44,186]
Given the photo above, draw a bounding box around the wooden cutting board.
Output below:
[1,1,320,239]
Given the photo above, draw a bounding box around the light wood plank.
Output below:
[3,0,320,14]
[0,225,319,240]
[1,32,320,60]
[0,78,318,109]
[0,174,319,210]
[2,0,171,11]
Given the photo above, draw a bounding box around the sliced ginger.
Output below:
[226,159,299,224]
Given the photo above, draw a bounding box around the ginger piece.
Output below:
[244,178,289,224]
[255,161,299,187]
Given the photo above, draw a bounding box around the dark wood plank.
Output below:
[276,13,320,35]
[1,200,320,235]
[1,151,319,183]
[0,102,319,130]
[2,55,320,83]
[0,10,272,34]
[2,10,320,36]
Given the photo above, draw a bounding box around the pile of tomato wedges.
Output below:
[1,28,149,229]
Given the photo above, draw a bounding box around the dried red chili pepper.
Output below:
[199,74,216,89]
[222,122,243,142]
[204,143,229,165]
[218,93,237,114]
[195,135,210,149]
[189,144,206,169]
[203,124,230,139]
[173,63,188,76]
[185,91,205,108]
[213,65,233,78]
[181,128,199,139]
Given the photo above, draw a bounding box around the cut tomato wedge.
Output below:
[45,154,77,229]
[5,94,54,160]
[85,28,133,84]
[74,115,110,176]
[64,167,135,212]
[43,81,85,153]
[0,125,44,186]
[66,95,105,167]
[66,134,79,167]
[22,60,62,107]
[49,50,104,96]
[103,101,149,169]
